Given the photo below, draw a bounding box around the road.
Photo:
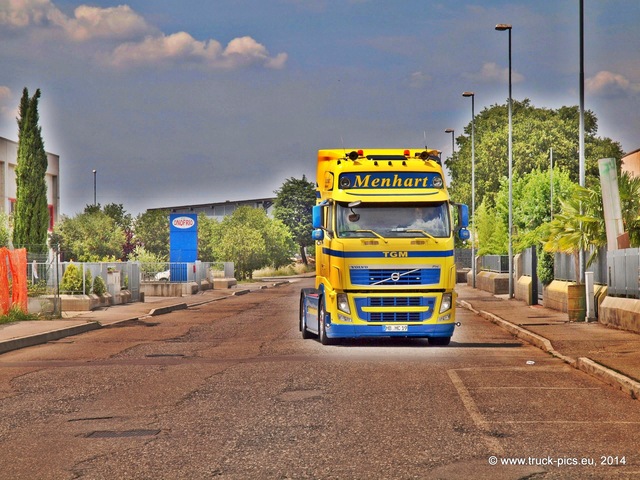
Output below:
[0,277,638,479]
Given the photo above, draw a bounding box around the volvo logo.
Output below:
[390,272,401,282]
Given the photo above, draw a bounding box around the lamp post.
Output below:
[93,169,97,206]
[578,0,585,284]
[462,92,475,288]
[496,22,513,298]
[444,128,455,156]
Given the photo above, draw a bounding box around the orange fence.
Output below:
[0,248,28,315]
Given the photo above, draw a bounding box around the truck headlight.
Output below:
[337,294,350,314]
[439,293,452,313]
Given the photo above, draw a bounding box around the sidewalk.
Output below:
[1,278,639,400]
[456,283,640,400]
[0,278,294,355]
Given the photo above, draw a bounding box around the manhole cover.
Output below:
[84,429,161,438]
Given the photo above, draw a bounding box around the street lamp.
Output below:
[496,22,514,298]
[462,92,475,288]
[93,169,97,206]
[444,128,455,156]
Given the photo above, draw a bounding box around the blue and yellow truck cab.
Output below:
[299,148,470,345]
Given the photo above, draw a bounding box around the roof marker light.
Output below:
[357,149,364,157]
[403,149,410,157]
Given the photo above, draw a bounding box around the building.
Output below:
[622,148,640,177]
[0,136,60,230]
[148,197,275,221]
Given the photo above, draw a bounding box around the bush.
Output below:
[538,247,554,286]
[61,263,83,294]
[84,268,92,295]
[92,275,107,296]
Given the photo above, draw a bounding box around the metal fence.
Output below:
[28,260,235,304]
[480,255,509,273]
[607,248,640,298]
[553,248,606,285]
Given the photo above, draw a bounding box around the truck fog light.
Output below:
[337,294,350,314]
[338,313,352,323]
[439,293,452,313]
[438,314,451,323]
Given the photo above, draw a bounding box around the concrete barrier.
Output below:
[473,271,510,294]
[599,296,640,334]
[213,278,237,289]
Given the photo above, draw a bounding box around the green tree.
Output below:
[273,176,316,265]
[198,213,221,262]
[0,212,11,247]
[214,206,295,279]
[446,99,624,209]
[13,88,49,253]
[216,224,266,280]
[474,199,508,255]
[134,209,170,258]
[53,211,125,261]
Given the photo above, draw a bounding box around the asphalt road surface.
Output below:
[0,278,638,479]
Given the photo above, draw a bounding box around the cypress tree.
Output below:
[13,88,49,254]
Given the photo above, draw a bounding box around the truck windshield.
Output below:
[336,202,450,239]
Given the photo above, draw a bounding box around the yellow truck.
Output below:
[299,148,470,345]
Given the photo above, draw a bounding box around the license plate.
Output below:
[384,325,408,332]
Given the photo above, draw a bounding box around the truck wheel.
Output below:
[318,298,335,346]
[428,336,451,346]
[300,293,313,339]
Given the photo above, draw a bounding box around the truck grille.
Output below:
[354,296,436,323]
[350,268,440,286]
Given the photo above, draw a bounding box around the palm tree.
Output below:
[619,172,640,247]
[543,185,605,284]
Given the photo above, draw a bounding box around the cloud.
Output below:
[0,85,17,122]
[1,0,287,70]
[586,71,640,98]
[0,0,154,40]
[409,71,432,88]
[108,33,287,70]
[465,62,524,84]
[63,5,156,41]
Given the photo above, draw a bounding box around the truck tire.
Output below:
[318,298,335,346]
[428,336,451,346]
[300,292,313,339]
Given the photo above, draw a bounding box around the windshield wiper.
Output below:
[404,229,439,243]
[353,229,388,243]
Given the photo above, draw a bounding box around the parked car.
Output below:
[155,270,170,282]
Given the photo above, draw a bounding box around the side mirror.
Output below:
[457,204,469,228]
[312,205,323,229]
[458,228,470,241]
[312,229,324,241]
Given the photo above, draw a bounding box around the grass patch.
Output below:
[0,307,39,325]
[253,263,315,279]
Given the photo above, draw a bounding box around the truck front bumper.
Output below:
[324,322,455,339]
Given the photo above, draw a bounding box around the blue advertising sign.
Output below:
[170,214,198,281]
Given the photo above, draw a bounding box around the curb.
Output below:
[149,303,188,316]
[0,285,267,355]
[457,299,639,401]
[576,357,640,400]
[0,322,101,355]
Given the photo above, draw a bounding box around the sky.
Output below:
[1,0,639,217]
